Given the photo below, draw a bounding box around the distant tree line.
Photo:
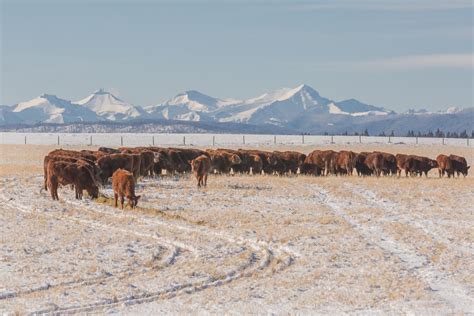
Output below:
[312,129,473,138]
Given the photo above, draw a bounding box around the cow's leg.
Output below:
[114,193,118,208]
[204,174,208,186]
[120,196,125,209]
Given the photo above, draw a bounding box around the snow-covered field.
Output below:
[0,144,473,314]
[1,132,472,147]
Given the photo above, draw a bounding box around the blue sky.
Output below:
[1,0,473,111]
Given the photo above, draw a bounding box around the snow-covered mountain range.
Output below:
[1,84,472,135]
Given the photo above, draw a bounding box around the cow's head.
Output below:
[267,154,278,166]
[229,154,242,165]
[129,195,141,208]
[429,159,438,168]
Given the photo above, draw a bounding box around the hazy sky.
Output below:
[1,0,473,111]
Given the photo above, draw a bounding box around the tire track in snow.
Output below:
[344,182,473,255]
[313,185,473,313]
[0,177,295,314]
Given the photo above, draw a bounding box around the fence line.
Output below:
[0,132,472,147]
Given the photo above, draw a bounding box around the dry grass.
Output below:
[0,144,472,314]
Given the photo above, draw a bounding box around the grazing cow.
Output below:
[96,153,135,184]
[376,152,397,176]
[238,149,279,174]
[395,154,409,177]
[300,150,327,176]
[449,154,470,177]
[319,150,338,176]
[218,149,262,175]
[43,155,100,191]
[47,161,99,200]
[273,151,307,175]
[168,148,208,172]
[335,151,356,175]
[365,152,385,177]
[436,154,455,178]
[190,155,212,187]
[112,169,140,209]
[354,152,372,176]
[403,155,438,177]
[206,149,242,174]
[119,148,155,177]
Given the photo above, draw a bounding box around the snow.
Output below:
[75,89,144,121]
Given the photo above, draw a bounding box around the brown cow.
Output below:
[335,151,356,175]
[43,155,100,191]
[217,149,262,175]
[403,155,438,177]
[238,149,278,174]
[436,154,455,178]
[449,154,470,177]
[48,149,97,162]
[98,147,120,154]
[96,153,134,184]
[190,155,212,187]
[112,169,141,209]
[47,161,99,200]
[365,152,384,177]
[206,149,242,174]
[375,152,397,176]
[354,152,372,176]
[273,151,307,175]
[300,150,327,176]
[395,154,409,177]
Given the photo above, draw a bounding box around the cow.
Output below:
[395,154,409,177]
[168,148,208,172]
[43,155,100,191]
[449,154,470,177]
[335,151,356,175]
[376,152,397,176]
[112,169,140,209]
[436,154,455,178]
[403,155,438,177]
[47,161,99,200]
[96,153,135,184]
[120,148,155,177]
[206,149,242,174]
[300,150,327,176]
[273,151,307,175]
[238,149,279,174]
[218,149,262,175]
[364,152,385,177]
[190,155,212,187]
[354,152,372,176]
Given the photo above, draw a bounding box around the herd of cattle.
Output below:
[43,146,470,208]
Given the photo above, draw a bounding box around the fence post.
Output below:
[359,135,361,143]
[468,138,470,146]
[90,135,92,146]
[57,135,60,145]
[331,135,334,144]
[274,135,276,144]
[388,136,391,143]
[213,136,215,146]
[24,135,27,145]
[302,134,305,144]
[121,136,123,146]
[152,136,155,146]
[442,138,445,145]
[183,136,186,145]
[243,135,245,145]
[416,136,418,145]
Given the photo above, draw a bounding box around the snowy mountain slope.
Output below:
[0,105,23,125]
[145,90,240,121]
[76,89,146,121]
[11,94,102,125]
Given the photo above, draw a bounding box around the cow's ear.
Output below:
[135,195,141,200]
[467,166,471,170]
